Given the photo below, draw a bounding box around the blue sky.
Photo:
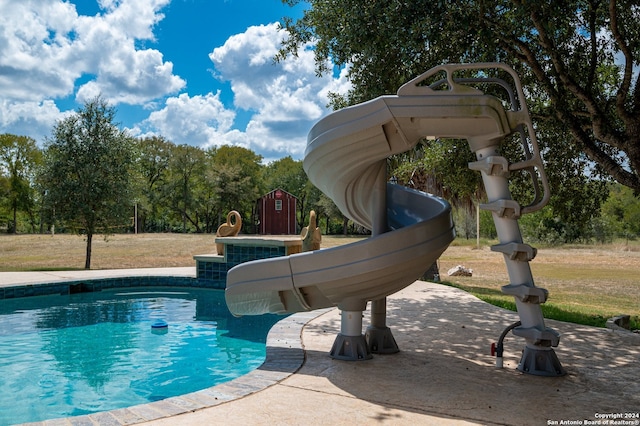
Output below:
[0,0,350,162]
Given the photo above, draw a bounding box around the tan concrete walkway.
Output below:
[2,271,638,425]
[143,281,640,426]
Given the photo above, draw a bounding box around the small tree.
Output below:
[164,144,206,233]
[41,96,134,269]
[134,136,173,232]
[208,145,264,229]
[0,134,42,233]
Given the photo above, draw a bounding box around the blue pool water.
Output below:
[0,287,281,425]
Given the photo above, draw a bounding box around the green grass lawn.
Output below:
[439,238,640,331]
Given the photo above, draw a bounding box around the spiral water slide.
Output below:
[226,63,564,375]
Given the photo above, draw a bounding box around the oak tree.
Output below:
[41,96,135,269]
[279,0,640,215]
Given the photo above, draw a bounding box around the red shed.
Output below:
[256,189,298,235]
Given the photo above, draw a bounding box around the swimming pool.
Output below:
[0,287,281,425]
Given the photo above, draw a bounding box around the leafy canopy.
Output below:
[280,0,640,194]
[41,96,135,268]
[0,134,42,233]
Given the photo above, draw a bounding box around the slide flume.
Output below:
[225,182,454,315]
[226,63,565,376]
[225,69,520,316]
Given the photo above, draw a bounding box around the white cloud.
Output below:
[132,22,351,162]
[205,23,351,160]
[210,23,327,114]
[71,0,184,104]
[76,47,184,104]
[0,2,351,161]
[0,0,183,139]
[102,0,168,40]
[130,92,236,146]
[0,100,69,142]
[0,0,80,100]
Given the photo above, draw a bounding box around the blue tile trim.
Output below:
[195,242,289,288]
[0,276,199,301]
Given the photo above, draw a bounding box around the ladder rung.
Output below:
[502,283,548,304]
[512,326,560,347]
[491,242,537,261]
[480,199,521,219]
[468,156,510,177]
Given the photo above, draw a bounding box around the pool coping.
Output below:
[3,273,334,426]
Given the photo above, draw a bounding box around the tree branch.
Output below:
[529,7,625,150]
[483,11,558,101]
[555,107,640,191]
[587,0,599,90]
[609,0,634,122]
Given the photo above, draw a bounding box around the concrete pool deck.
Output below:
[2,269,639,426]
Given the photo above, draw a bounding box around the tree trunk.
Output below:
[11,202,17,234]
[85,232,93,269]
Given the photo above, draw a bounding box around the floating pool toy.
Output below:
[151,319,168,328]
[151,319,168,334]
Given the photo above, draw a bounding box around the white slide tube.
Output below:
[225,63,562,373]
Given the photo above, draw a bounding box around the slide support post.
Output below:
[366,161,400,354]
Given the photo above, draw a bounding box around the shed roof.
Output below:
[258,188,298,200]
